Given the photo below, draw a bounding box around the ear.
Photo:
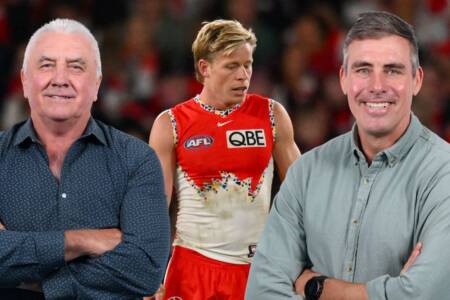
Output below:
[413,66,424,96]
[339,65,347,95]
[198,59,210,79]
[20,69,29,99]
[93,75,102,102]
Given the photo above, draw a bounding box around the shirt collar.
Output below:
[350,124,363,164]
[351,114,424,166]
[14,117,107,147]
[383,114,423,166]
[14,119,40,146]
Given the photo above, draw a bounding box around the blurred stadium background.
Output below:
[0,0,448,152]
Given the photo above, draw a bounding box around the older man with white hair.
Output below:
[0,19,170,299]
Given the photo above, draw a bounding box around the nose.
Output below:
[236,65,250,81]
[369,71,386,94]
[51,66,69,87]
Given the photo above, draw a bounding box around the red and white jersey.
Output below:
[169,94,275,264]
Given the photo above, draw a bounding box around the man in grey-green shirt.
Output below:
[246,11,450,300]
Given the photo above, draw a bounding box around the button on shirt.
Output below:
[246,115,450,299]
[0,118,170,299]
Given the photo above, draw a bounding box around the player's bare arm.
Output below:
[272,101,301,181]
[149,110,176,204]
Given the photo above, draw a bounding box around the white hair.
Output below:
[22,18,102,78]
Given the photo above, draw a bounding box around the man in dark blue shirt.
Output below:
[0,18,170,299]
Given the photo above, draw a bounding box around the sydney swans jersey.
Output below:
[169,94,275,264]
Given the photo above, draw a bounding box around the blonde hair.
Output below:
[192,19,257,83]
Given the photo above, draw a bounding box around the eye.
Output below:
[225,63,238,70]
[69,64,84,72]
[386,68,401,75]
[355,68,369,75]
[39,63,53,70]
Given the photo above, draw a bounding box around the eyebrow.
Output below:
[351,61,372,69]
[38,56,56,64]
[66,58,87,66]
[351,61,407,70]
[225,59,253,65]
[37,56,87,66]
[384,63,405,70]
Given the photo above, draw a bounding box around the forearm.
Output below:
[296,269,368,300]
[63,228,122,261]
[64,230,88,261]
[0,230,64,285]
[43,235,169,299]
[320,279,368,300]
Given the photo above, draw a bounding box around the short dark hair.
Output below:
[342,11,419,76]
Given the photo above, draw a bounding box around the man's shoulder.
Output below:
[417,127,450,165]
[170,97,196,111]
[305,132,352,159]
[0,130,6,152]
[0,120,29,152]
[95,120,157,166]
[290,132,353,172]
[422,128,450,154]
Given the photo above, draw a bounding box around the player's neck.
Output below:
[198,90,244,110]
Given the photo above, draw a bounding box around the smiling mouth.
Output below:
[364,102,392,109]
[45,95,75,100]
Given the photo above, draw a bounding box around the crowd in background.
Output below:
[0,0,449,151]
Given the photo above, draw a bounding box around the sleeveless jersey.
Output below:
[169,94,275,264]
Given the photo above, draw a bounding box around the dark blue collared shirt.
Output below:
[0,118,170,299]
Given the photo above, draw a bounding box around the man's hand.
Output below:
[293,242,422,299]
[401,242,422,274]
[0,222,5,230]
[294,268,321,297]
[64,228,123,261]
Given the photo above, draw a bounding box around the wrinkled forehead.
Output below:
[346,36,413,66]
[38,31,91,51]
[28,31,95,63]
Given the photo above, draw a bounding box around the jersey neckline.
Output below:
[193,94,246,118]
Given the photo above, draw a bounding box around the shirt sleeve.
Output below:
[366,170,450,299]
[0,230,65,285]
[245,162,306,300]
[41,148,171,299]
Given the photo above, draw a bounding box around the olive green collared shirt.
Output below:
[246,115,450,299]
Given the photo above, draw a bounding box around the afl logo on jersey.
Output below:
[184,135,214,150]
[226,129,266,148]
